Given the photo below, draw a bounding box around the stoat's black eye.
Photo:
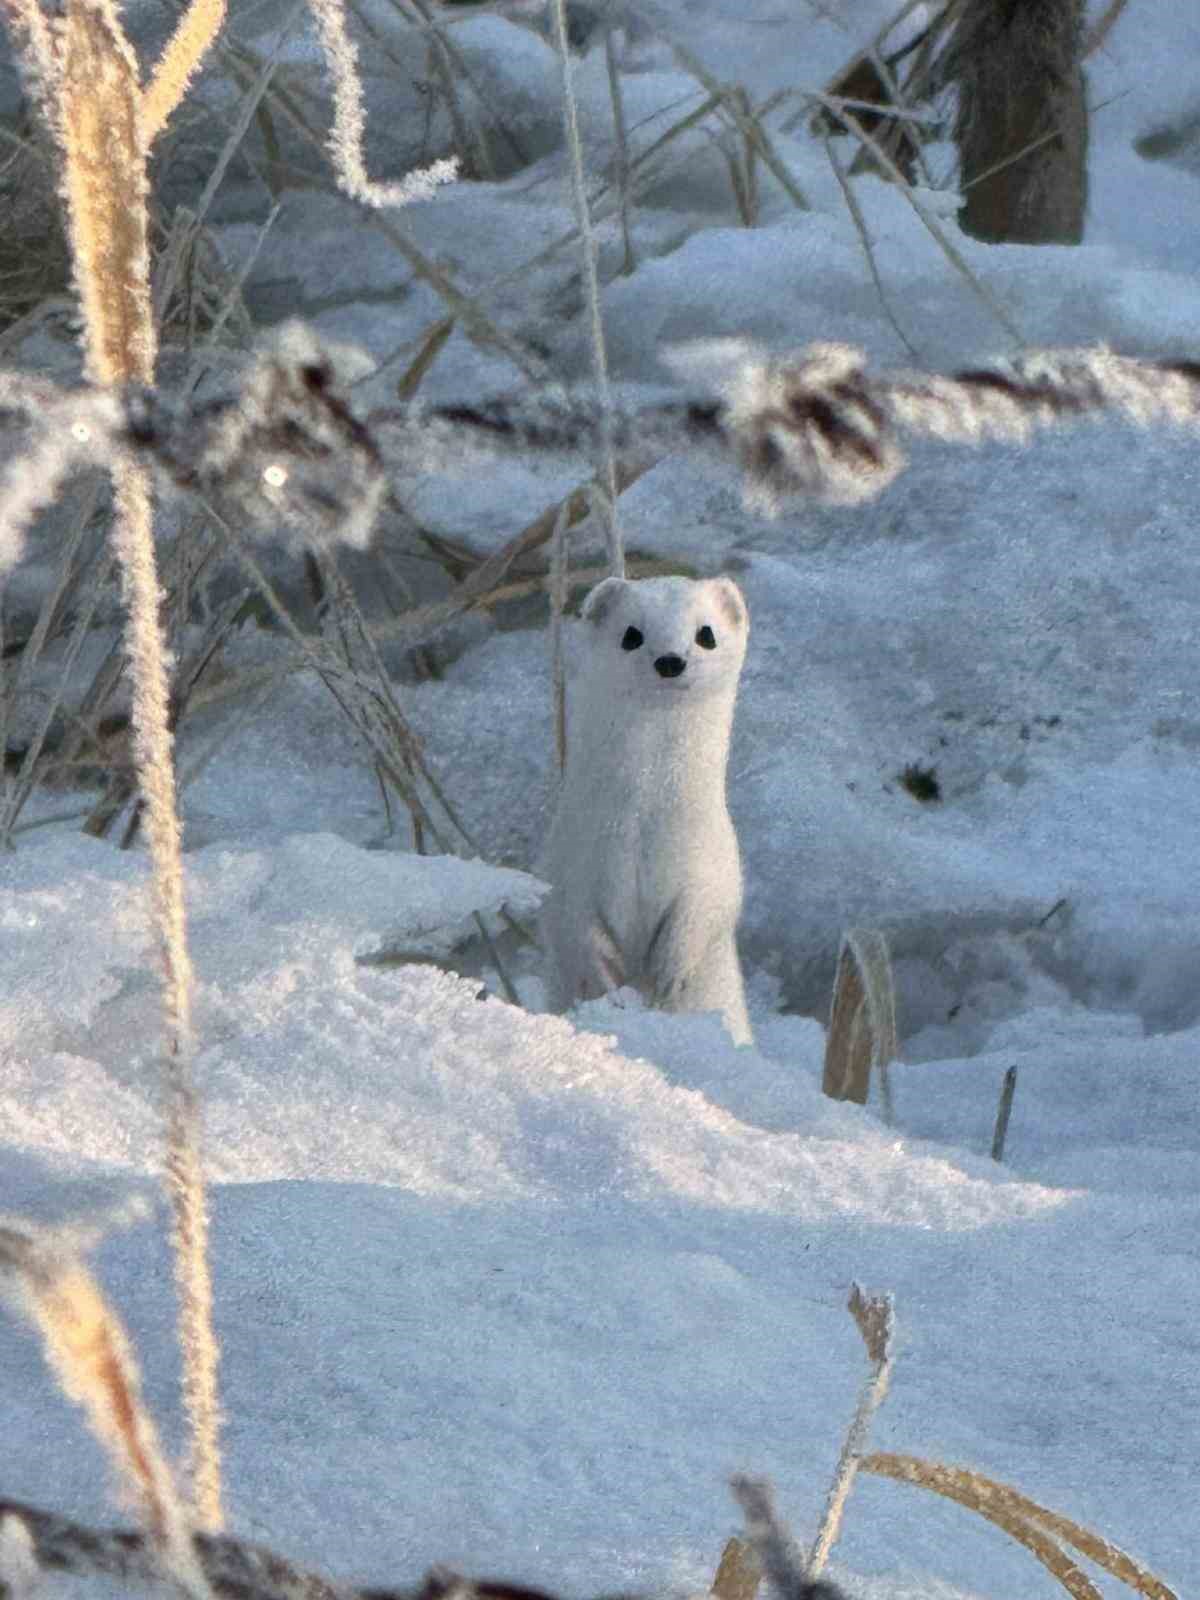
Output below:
[695,624,716,650]
[621,626,644,651]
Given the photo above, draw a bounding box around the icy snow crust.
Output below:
[2,2,1199,1598]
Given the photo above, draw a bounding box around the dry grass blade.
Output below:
[822,928,897,1104]
[711,1536,761,1600]
[417,17,494,178]
[369,456,656,655]
[2,473,103,703]
[479,89,722,294]
[860,1454,1179,1600]
[822,132,919,360]
[1020,1500,1179,1598]
[197,200,281,355]
[185,10,307,244]
[141,0,229,147]
[313,545,473,851]
[87,582,253,842]
[604,29,635,275]
[813,92,1025,347]
[0,536,115,847]
[0,1221,209,1599]
[396,316,457,400]
[861,1457,1101,1597]
[201,504,451,850]
[467,556,680,611]
[399,0,530,172]
[666,38,809,211]
[369,212,550,382]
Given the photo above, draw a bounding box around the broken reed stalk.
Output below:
[0,1220,209,1598]
[991,1064,1018,1160]
[822,929,898,1106]
[808,1286,895,1576]
[711,1536,762,1600]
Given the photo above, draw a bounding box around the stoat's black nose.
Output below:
[655,654,686,678]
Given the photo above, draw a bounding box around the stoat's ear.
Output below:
[710,576,748,631]
[581,576,629,626]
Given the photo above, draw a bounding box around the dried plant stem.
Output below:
[56,0,155,383]
[108,462,220,1530]
[108,465,192,1042]
[862,1453,1178,1599]
[0,1222,208,1598]
[991,1064,1018,1160]
[421,23,493,178]
[663,35,810,211]
[550,0,622,579]
[604,29,635,276]
[305,0,458,206]
[711,1536,761,1600]
[814,91,1025,346]
[37,0,223,1531]
[822,929,898,1104]
[366,454,657,655]
[822,132,918,360]
[400,0,528,170]
[450,555,679,611]
[808,1286,895,1575]
[549,496,571,777]
[140,0,228,146]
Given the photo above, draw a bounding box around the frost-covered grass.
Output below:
[1,0,1199,1597]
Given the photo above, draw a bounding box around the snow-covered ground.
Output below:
[1,2,1198,1598]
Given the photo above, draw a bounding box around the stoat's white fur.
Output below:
[540,574,752,1045]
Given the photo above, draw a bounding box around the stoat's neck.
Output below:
[566,678,736,799]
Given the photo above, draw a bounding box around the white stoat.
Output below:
[540,574,752,1045]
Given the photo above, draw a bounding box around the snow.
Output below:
[1,1,1198,1598]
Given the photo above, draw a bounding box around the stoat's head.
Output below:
[579,575,748,699]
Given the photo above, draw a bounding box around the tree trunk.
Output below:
[945,0,1088,245]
